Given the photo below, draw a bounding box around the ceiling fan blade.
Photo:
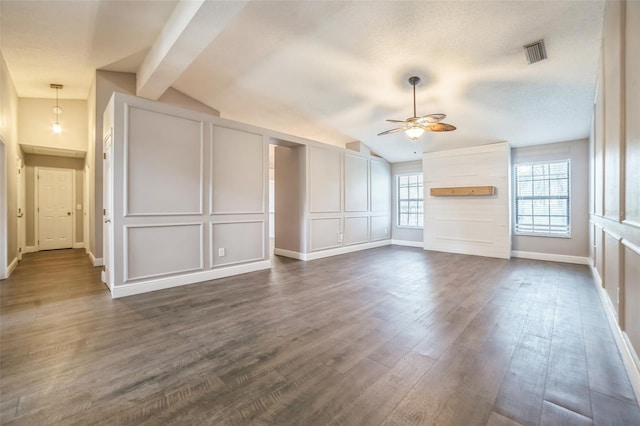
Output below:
[377,127,405,136]
[423,122,456,132]
[417,113,446,124]
[385,119,408,123]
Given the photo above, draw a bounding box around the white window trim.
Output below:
[396,173,424,229]
[513,159,571,238]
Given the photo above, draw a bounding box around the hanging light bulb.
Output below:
[50,83,63,133]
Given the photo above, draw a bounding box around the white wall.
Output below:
[18,98,87,153]
[88,70,221,264]
[590,0,640,398]
[511,139,589,258]
[0,52,21,277]
[105,93,267,297]
[423,142,511,259]
[391,160,423,244]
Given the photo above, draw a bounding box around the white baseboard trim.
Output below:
[73,242,85,249]
[391,239,424,248]
[273,248,306,260]
[7,257,18,276]
[511,250,590,265]
[589,261,640,404]
[24,246,37,254]
[89,252,104,267]
[111,260,272,298]
[274,240,392,261]
[305,240,391,261]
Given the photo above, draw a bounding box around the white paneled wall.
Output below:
[275,144,391,260]
[590,0,640,398]
[423,142,511,259]
[309,146,342,213]
[104,93,269,298]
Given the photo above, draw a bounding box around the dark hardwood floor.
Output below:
[1,247,639,425]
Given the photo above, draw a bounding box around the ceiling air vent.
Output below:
[524,39,547,64]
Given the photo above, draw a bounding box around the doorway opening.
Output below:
[269,139,306,261]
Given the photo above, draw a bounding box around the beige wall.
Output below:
[18,98,87,152]
[512,139,589,257]
[391,160,423,243]
[275,145,306,252]
[0,52,22,274]
[590,0,640,384]
[24,154,84,247]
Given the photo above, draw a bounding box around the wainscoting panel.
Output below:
[309,147,342,213]
[344,216,368,246]
[604,230,621,316]
[210,221,264,268]
[125,223,203,282]
[624,241,640,355]
[344,154,368,212]
[370,215,390,241]
[370,158,391,213]
[211,126,264,214]
[310,217,342,251]
[125,106,203,216]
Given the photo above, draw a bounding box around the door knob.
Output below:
[104,219,111,223]
[67,212,72,216]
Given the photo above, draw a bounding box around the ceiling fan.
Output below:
[378,76,456,140]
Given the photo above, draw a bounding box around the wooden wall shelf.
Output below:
[430,186,496,196]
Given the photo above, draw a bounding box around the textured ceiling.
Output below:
[1,0,605,162]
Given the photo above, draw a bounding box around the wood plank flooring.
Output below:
[1,247,639,425]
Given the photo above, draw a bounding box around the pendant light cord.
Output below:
[56,88,59,123]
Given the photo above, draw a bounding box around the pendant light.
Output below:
[50,83,63,133]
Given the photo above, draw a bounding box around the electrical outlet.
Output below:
[77,204,82,210]
[338,232,343,242]
[384,228,388,234]
[218,248,225,257]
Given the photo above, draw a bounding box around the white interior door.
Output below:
[102,131,113,288]
[17,158,25,260]
[38,168,74,250]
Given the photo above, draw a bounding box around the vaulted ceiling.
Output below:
[0,0,605,162]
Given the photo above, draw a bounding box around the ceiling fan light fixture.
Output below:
[378,76,455,140]
[405,126,425,140]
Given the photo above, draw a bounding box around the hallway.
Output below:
[1,248,639,425]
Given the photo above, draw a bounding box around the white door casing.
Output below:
[37,167,74,251]
[83,164,90,254]
[17,157,25,260]
[0,139,7,279]
[102,130,113,288]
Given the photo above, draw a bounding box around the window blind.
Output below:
[397,174,424,228]
[514,160,570,236]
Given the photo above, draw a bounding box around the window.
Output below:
[514,160,570,236]
[397,174,423,228]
